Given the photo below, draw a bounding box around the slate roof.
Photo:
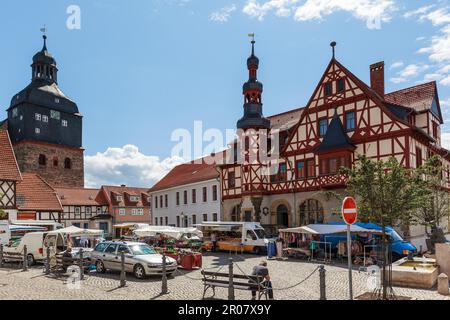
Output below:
[316,110,355,154]
[16,173,62,211]
[0,129,22,181]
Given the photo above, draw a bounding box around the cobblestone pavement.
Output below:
[0,253,448,300]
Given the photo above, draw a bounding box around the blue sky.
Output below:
[1,0,450,187]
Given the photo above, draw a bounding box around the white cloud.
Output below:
[403,5,435,19]
[441,97,450,107]
[84,145,184,188]
[389,63,429,83]
[441,132,450,150]
[389,61,404,69]
[210,4,237,23]
[243,0,396,29]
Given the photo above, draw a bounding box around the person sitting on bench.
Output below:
[251,261,274,300]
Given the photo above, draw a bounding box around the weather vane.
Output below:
[40,25,47,37]
[248,33,255,43]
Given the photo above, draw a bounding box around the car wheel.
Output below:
[134,264,146,279]
[96,260,106,273]
[27,254,35,266]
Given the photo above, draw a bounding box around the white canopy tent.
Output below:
[47,226,104,237]
[279,224,382,235]
[133,226,203,240]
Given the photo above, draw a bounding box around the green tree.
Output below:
[341,155,428,299]
[413,155,450,244]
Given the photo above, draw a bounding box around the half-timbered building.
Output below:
[0,129,22,221]
[219,41,450,241]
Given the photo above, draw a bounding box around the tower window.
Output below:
[53,157,59,167]
[42,115,49,123]
[64,158,72,169]
[12,108,18,118]
[38,154,47,166]
[62,120,68,127]
[50,110,60,120]
[35,113,41,121]
[35,128,41,134]
[55,98,60,104]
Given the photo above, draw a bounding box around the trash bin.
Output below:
[267,240,276,259]
[180,254,194,270]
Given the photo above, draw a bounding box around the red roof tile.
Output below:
[16,173,63,211]
[150,158,219,192]
[55,187,108,206]
[385,82,440,118]
[101,185,151,207]
[0,129,22,181]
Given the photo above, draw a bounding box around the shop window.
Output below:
[299,199,324,226]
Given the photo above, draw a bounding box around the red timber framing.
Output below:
[221,56,450,200]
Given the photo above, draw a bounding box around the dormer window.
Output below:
[116,195,123,202]
[130,196,140,202]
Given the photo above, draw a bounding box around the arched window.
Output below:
[64,158,72,169]
[38,154,47,166]
[53,157,59,167]
[299,199,324,226]
[276,204,289,228]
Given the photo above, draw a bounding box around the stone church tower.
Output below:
[6,35,84,188]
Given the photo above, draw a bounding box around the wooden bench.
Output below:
[201,270,269,300]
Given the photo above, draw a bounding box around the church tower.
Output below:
[6,35,84,188]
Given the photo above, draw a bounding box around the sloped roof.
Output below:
[268,107,305,131]
[16,173,62,211]
[385,81,442,123]
[55,187,108,206]
[150,158,220,193]
[316,111,355,154]
[0,129,22,181]
[101,185,151,207]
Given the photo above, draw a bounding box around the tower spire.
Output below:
[330,41,337,59]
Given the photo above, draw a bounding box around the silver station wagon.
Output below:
[91,241,178,279]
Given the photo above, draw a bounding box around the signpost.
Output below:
[342,196,357,300]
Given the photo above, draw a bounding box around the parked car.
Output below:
[2,232,47,266]
[90,241,178,279]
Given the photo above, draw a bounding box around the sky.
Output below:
[1,0,450,188]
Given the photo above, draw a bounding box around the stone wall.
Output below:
[13,142,84,188]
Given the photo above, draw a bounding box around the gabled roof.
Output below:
[101,185,151,207]
[385,81,443,123]
[16,173,62,212]
[316,111,355,154]
[150,157,220,193]
[55,187,108,206]
[0,129,22,181]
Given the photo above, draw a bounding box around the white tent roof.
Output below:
[9,225,47,232]
[47,226,104,237]
[133,226,203,240]
[279,224,381,235]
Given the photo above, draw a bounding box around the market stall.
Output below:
[113,223,150,239]
[279,224,382,263]
[133,226,203,270]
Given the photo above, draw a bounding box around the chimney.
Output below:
[121,184,126,188]
[370,61,385,98]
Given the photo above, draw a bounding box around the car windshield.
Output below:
[254,229,266,239]
[389,229,404,242]
[129,244,156,255]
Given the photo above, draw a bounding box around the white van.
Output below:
[3,232,47,266]
[0,221,10,246]
[196,222,273,254]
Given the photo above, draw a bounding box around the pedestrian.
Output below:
[210,232,217,252]
[251,260,274,300]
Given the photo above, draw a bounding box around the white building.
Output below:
[149,160,221,227]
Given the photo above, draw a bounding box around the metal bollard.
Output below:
[319,265,326,300]
[161,253,168,294]
[78,248,84,281]
[228,258,235,300]
[22,245,28,271]
[120,251,126,287]
[0,244,3,268]
[45,246,51,275]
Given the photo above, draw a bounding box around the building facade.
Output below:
[0,129,22,221]
[5,35,84,188]
[150,160,221,227]
[100,186,151,233]
[220,41,450,240]
[55,187,112,235]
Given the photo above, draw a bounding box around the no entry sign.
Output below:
[342,197,357,225]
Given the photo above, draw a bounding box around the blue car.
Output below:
[320,222,417,261]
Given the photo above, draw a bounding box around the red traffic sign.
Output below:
[342,197,357,225]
